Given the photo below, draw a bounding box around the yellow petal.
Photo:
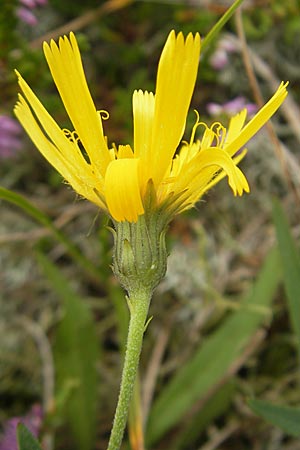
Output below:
[225,82,288,156]
[16,72,89,170]
[133,89,155,159]
[14,95,105,208]
[225,109,247,148]
[117,144,134,159]
[104,159,144,222]
[172,147,249,201]
[132,89,155,193]
[150,31,201,186]
[202,149,248,194]
[15,95,77,181]
[43,32,111,177]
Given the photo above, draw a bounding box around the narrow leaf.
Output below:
[174,381,236,450]
[17,424,43,450]
[248,398,300,437]
[37,252,100,450]
[273,198,300,358]
[202,0,246,53]
[146,248,280,445]
[0,186,100,280]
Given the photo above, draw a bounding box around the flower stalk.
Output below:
[107,286,152,450]
[107,207,168,449]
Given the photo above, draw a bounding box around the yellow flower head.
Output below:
[15,31,288,223]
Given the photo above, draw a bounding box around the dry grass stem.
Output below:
[234,9,300,204]
[142,326,171,426]
[199,421,240,450]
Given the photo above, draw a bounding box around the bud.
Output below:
[112,212,168,296]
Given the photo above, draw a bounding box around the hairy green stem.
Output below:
[107,288,152,450]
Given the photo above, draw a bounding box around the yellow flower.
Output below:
[15,31,288,223]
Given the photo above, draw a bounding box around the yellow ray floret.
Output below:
[105,158,144,223]
[148,31,201,187]
[15,31,288,223]
[43,33,111,178]
[224,81,288,156]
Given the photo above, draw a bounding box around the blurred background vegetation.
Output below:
[1,0,300,449]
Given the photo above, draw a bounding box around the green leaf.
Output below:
[146,248,281,446]
[17,424,43,450]
[273,198,300,359]
[0,186,100,281]
[248,398,300,437]
[174,381,236,450]
[37,252,100,450]
[202,0,246,53]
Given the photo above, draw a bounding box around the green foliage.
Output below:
[248,399,300,437]
[0,0,18,59]
[0,186,59,228]
[146,248,281,446]
[17,424,43,450]
[37,252,100,450]
[242,9,273,40]
[0,186,101,281]
[201,0,246,53]
[273,198,300,360]
[173,381,236,450]
[246,201,300,440]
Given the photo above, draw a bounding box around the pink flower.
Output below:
[209,36,238,70]
[19,0,36,8]
[0,405,43,450]
[16,0,47,25]
[0,115,22,158]
[207,96,258,118]
[0,115,22,134]
[16,7,38,26]
[210,48,229,70]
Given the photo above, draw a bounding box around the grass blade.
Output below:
[248,398,300,437]
[0,186,100,281]
[37,252,100,450]
[17,424,43,450]
[202,0,246,53]
[146,248,281,446]
[174,381,236,450]
[272,198,300,359]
